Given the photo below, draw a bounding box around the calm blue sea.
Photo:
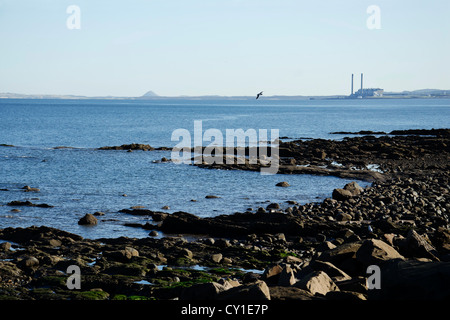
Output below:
[1,98,449,239]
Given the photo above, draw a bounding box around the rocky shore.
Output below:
[1,129,449,301]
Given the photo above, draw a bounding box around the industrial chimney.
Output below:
[360,73,364,98]
[351,74,354,96]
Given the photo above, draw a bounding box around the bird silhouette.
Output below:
[256,91,263,100]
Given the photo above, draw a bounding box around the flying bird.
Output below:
[256,91,263,100]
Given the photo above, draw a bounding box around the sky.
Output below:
[0,0,449,97]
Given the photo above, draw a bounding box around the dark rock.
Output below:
[7,200,53,208]
[180,282,227,300]
[262,264,283,284]
[22,186,40,192]
[400,229,440,260]
[332,189,353,201]
[355,239,404,266]
[277,265,296,286]
[98,143,154,151]
[269,286,316,300]
[325,290,367,300]
[266,203,280,210]
[78,213,98,225]
[276,181,290,187]
[0,241,11,251]
[369,260,450,300]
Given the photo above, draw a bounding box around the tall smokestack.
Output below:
[361,73,364,98]
[351,74,354,95]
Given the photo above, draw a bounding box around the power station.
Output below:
[349,73,383,98]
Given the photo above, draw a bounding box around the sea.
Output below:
[1,98,449,239]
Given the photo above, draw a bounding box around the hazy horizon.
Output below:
[1,0,449,97]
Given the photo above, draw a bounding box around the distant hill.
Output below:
[384,89,449,97]
[142,91,159,97]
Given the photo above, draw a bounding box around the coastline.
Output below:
[1,129,449,301]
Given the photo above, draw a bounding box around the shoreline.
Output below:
[1,129,449,300]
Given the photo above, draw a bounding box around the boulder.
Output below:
[0,241,11,251]
[294,271,339,296]
[332,189,353,201]
[276,181,290,187]
[262,264,283,284]
[356,239,404,266]
[105,247,139,261]
[336,212,353,222]
[277,265,297,286]
[400,229,440,261]
[22,185,40,192]
[78,213,98,225]
[318,242,362,265]
[19,256,39,268]
[343,182,364,196]
[266,203,280,210]
[0,261,23,279]
[310,260,352,281]
[211,253,223,263]
[217,280,271,300]
[369,260,450,300]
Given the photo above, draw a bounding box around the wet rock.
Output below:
[78,214,98,225]
[266,203,280,210]
[276,181,290,187]
[22,186,40,192]
[98,143,154,151]
[7,200,53,208]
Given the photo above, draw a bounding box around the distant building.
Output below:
[352,88,384,98]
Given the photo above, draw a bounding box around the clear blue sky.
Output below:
[0,0,449,97]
